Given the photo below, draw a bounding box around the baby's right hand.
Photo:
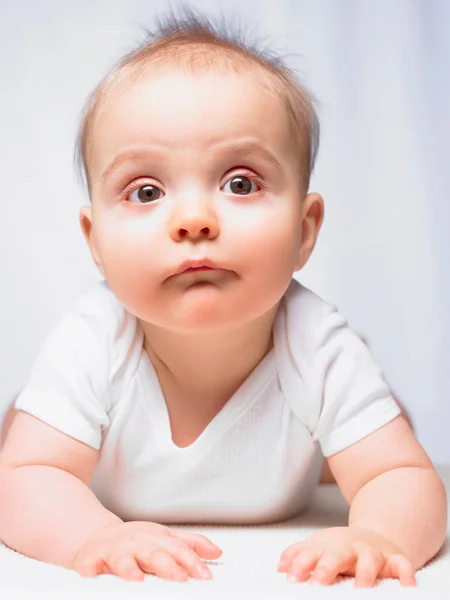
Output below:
[72,521,222,582]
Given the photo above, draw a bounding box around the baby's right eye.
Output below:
[127,184,164,204]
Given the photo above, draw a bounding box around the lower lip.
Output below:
[183,267,215,273]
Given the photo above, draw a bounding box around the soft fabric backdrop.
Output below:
[1,0,448,462]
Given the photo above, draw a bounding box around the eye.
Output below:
[127,184,164,204]
[222,175,259,195]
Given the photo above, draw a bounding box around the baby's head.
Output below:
[75,6,324,334]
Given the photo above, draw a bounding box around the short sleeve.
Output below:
[310,308,402,457]
[14,303,111,450]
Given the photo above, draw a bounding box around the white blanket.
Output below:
[1,465,448,600]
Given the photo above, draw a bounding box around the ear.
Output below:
[79,206,105,276]
[294,192,324,271]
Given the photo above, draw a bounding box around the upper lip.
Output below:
[175,258,222,275]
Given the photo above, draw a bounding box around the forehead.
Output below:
[90,70,296,181]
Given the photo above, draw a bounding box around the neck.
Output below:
[139,302,278,401]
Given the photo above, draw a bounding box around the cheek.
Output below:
[236,210,301,272]
[225,210,301,308]
[99,227,148,271]
[94,221,159,312]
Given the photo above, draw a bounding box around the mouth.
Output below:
[174,258,222,276]
[182,266,215,273]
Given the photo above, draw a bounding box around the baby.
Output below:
[0,6,446,588]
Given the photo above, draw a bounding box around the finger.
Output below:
[74,552,106,578]
[384,554,417,587]
[174,531,223,559]
[106,553,145,581]
[150,537,212,580]
[353,548,385,588]
[278,541,308,570]
[285,549,322,582]
[133,547,189,582]
[311,545,357,585]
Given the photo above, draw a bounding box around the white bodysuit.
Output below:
[14,278,401,524]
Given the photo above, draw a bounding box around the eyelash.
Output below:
[119,170,266,202]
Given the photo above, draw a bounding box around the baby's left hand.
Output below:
[277,526,416,587]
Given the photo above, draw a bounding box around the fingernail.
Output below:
[200,571,212,579]
[197,566,212,579]
[287,574,297,583]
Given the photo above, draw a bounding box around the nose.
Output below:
[169,196,220,242]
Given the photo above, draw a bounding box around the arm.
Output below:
[327,415,447,570]
[349,465,447,569]
[0,411,123,569]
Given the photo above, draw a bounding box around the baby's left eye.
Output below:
[222,175,259,195]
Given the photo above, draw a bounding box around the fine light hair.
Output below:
[73,3,321,199]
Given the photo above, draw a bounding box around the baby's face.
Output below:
[82,70,308,332]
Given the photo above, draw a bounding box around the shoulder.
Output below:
[279,278,343,360]
[41,280,142,385]
[14,281,130,447]
[62,280,136,344]
[274,279,364,430]
[71,279,126,326]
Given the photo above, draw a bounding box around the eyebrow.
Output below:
[101,140,284,182]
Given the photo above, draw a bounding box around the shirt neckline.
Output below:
[138,345,277,461]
